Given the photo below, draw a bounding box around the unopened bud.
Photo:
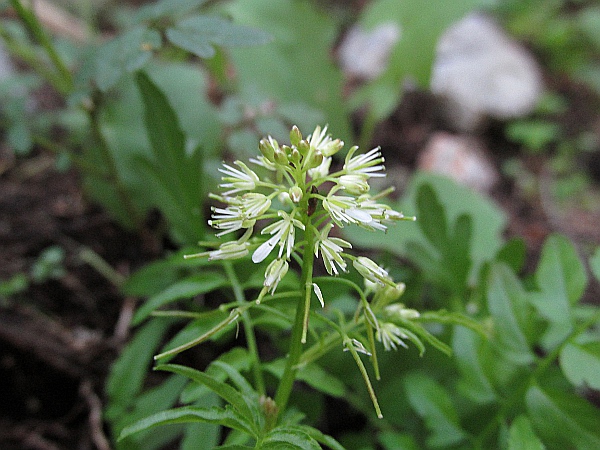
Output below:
[297,139,310,156]
[290,125,302,147]
[289,185,303,203]
[274,147,288,165]
[259,138,275,162]
[306,149,323,170]
[290,147,301,165]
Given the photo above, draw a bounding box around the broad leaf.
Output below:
[526,385,600,448]
[487,263,535,365]
[507,415,545,450]
[135,0,208,23]
[529,234,587,346]
[403,373,467,447]
[559,341,600,390]
[95,27,161,92]
[166,15,271,59]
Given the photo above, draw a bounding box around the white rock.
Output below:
[431,13,543,131]
[338,22,401,80]
[418,132,498,193]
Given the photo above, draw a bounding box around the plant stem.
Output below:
[224,261,266,397]
[273,220,316,417]
[9,0,73,94]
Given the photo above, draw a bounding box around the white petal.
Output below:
[313,283,324,308]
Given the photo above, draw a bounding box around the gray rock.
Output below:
[418,132,499,193]
[431,13,543,131]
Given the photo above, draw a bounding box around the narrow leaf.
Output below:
[133,272,228,325]
[416,183,448,252]
[263,427,321,450]
[156,364,256,428]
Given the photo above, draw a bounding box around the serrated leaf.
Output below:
[133,272,228,325]
[95,27,161,91]
[487,263,535,365]
[559,341,600,390]
[156,364,258,431]
[507,415,545,450]
[167,15,271,59]
[403,373,467,448]
[526,385,600,449]
[118,406,251,441]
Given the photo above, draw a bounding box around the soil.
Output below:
[2,61,600,450]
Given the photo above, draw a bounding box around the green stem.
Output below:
[9,0,73,94]
[223,262,266,397]
[273,220,316,417]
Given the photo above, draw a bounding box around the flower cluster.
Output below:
[195,125,414,303]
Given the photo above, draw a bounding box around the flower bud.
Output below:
[353,256,390,286]
[297,139,310,156]
[290,125,302,147]
[290,147,301,165]
[306,149,323,170]
[339,174,370,195]
[289,185,303,203]
[273,147,288,165]
[259,138,275,162]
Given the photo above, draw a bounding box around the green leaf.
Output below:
[379,431,419,450]
[166,15,271,59]
[529,234,587,346]
[135,0,208,23]
[293,425,346,450]
[95,27,161,92]
[181,393,221,450]
[181,347,251,403]
[264,360,346,398]
[118,406,251,441]
[526,385,600,449]
[135,70,205,243]
[225,0,351,143]
[559,341,600,390]
[415,183,449,252]
[156,364,257,429]
[262,427,321,450]
[132,272,228,325]
[507,415,545,450]
[347,173,506,281]
[212,361,255,398]
[105,318,174,420]
[487,263,535,365]
[496,238,527,273]
[452,326,497,403]
[403,373,467,447]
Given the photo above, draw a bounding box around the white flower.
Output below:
[377,323,409,351]
[240,193,271,218]
[353,256,390,286]
[207,241,249,261]
[218,161,260,194]
[339,174,370,195]
[313,283,325,307]
[308,125,343,157]
[344,146,385,178]
[208,206,254,237]
[314,223,351,275]
[343,338,371,356]
[263,258,289,295]
[252,211,305,263]
[385,303,419,320]
[322,194,373,228]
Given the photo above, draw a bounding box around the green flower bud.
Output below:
[290,125,302,147]
[289,185,303,203]
[274,147,288,165]
[306,149,323,170]
[297,139,310,156]
[259,138,275,162]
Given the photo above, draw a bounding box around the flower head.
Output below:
[314,223,351,275]
[377,323,409,351]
